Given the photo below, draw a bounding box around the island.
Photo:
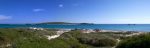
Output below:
[36,22,94,25]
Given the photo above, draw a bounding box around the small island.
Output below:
[39,22,73,24]
[36,22,94,25]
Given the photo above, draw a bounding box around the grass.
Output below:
[0,28,147,48]
[0,28,56,48]
[116,33,150,48]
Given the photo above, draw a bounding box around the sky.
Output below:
[0,0,150,24]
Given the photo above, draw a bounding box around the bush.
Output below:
[60,31,117,47]
[0,28,122,48]
[116,33,150,48]
[0,28,57,48]
[77,35,117,47]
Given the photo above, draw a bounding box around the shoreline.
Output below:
[1,24,150,32]
[28,27,148,32]
[28,27,147,40]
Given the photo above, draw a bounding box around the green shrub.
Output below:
[116,33,150,48]
[77,35,117,47]
[59,31,117,47]
[0,28,57,48]
[0,28,123,48]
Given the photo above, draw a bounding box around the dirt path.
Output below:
[46,30,71,40]
[112,39,121,48]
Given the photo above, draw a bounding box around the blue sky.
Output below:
[0,0,150,24]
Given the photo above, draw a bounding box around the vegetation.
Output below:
[0,28,56,48]
[47,31,128,48]
[116,33,150,48]
[1,28,149,48]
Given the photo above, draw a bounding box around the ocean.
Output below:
[0,24,150,32]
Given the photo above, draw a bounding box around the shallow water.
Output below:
[0,24,150,32]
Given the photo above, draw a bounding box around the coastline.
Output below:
[28,27,148,32]
[28,27,147,40]
[1,24,150,32]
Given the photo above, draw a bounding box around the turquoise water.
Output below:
[0,24,150,31]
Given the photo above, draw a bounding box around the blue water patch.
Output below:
[0,24,150,32]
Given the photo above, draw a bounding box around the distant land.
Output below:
[37,22,94,25]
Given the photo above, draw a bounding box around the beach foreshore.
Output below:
[29,27,148,33]
[29,27,147,40]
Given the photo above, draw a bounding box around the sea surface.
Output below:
[0,24,150,32]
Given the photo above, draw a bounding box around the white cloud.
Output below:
[33,9,44,12]
[0,15,12,20]
[59,4,64,7]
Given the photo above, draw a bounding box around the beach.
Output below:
[28,27,146,41]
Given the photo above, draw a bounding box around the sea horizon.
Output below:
[1,24,150,32]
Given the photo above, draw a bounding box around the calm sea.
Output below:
[0,24,150,32]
